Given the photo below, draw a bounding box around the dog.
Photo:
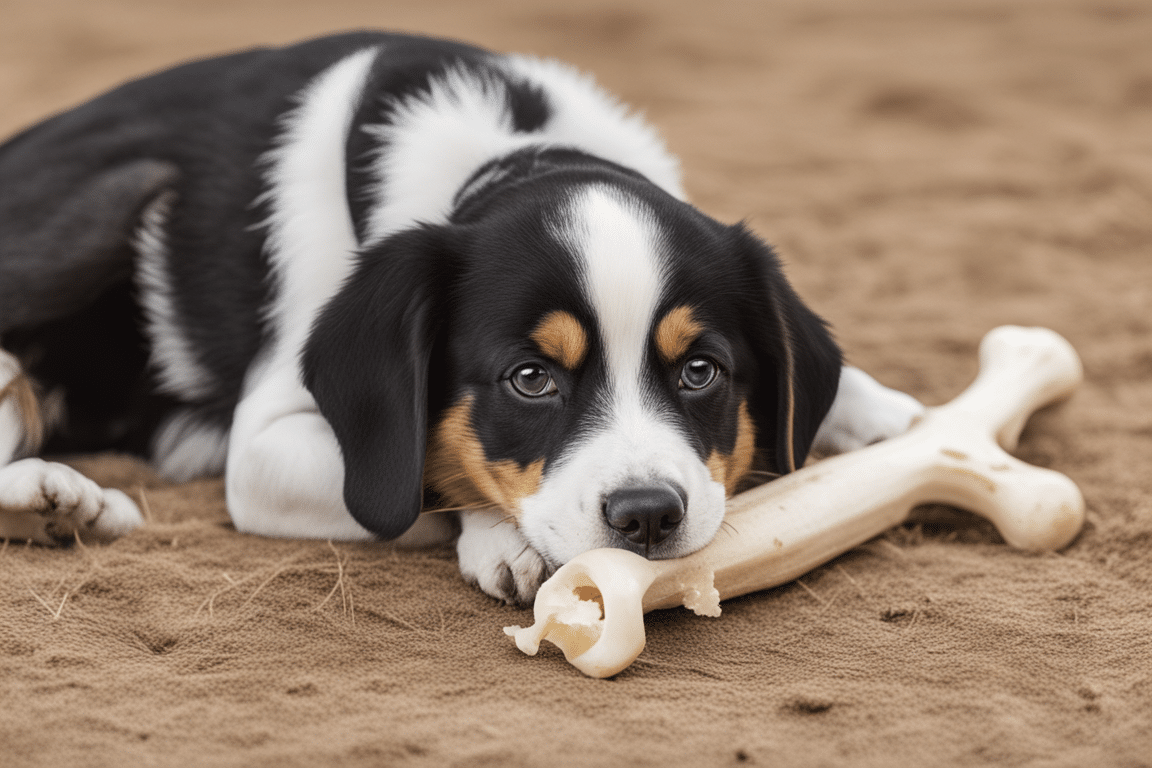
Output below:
[0,31,923,603]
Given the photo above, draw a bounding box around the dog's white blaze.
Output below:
[566,186,663,408]
[134,191,217,401]
[517,186,726,567]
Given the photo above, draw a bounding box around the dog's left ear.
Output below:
[302,224,453,539]
[734,226,842,476]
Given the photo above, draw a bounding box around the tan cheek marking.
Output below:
[655,305,704,364]
[707,401,757,497]
[423,396,544,517]
[531,310,588,370]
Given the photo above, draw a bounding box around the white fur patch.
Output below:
[134,191,217,400]
[503,55,684,198]
[360,56,683,248]
[361,66,524,246]
[258,46,380,367]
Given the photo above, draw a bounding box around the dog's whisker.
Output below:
[487,514,519,530]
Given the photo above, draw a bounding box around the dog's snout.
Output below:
[602,482,686,554]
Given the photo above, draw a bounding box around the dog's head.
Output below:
[304,152,840,566]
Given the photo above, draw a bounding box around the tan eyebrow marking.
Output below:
[654,305,704,363]
[530,310,589,370]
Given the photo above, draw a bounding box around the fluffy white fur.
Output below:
[134,191,217,402]
[361,56,683,247]
[503,55,684,199]
[152,409,229,483]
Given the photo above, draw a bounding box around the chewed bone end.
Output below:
[505,549,661,678]
[504,584,604,659]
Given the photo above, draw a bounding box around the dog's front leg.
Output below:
[225,373,375,541]
[457,509,549,605]
[225,370,455,545]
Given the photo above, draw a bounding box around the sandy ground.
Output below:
[2,0,1151,765]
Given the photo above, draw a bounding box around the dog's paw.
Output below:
[0,458,143,544]
[456,510,549,605]
[812,367,926,457]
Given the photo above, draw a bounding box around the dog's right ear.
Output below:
[302,224,454,540]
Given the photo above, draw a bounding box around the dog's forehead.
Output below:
[453,182,743,370]
[549,185,666,380]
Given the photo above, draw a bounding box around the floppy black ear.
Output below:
[735,226,842,476]
[302,225,453,539]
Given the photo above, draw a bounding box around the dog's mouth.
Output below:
[600,480,689,559]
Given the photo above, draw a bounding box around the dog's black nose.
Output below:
[602,483,685,554]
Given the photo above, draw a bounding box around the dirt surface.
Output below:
[2,0,1151,765]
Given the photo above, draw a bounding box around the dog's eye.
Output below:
[680,358,719,391]
[510,364,558,398]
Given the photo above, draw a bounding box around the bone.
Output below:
[505,326,1086,678]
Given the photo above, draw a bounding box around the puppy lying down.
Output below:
[0,32,922,604]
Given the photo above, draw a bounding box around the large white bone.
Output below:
[505,326,1085,678]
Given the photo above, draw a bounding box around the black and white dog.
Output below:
[0,32,922,603]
